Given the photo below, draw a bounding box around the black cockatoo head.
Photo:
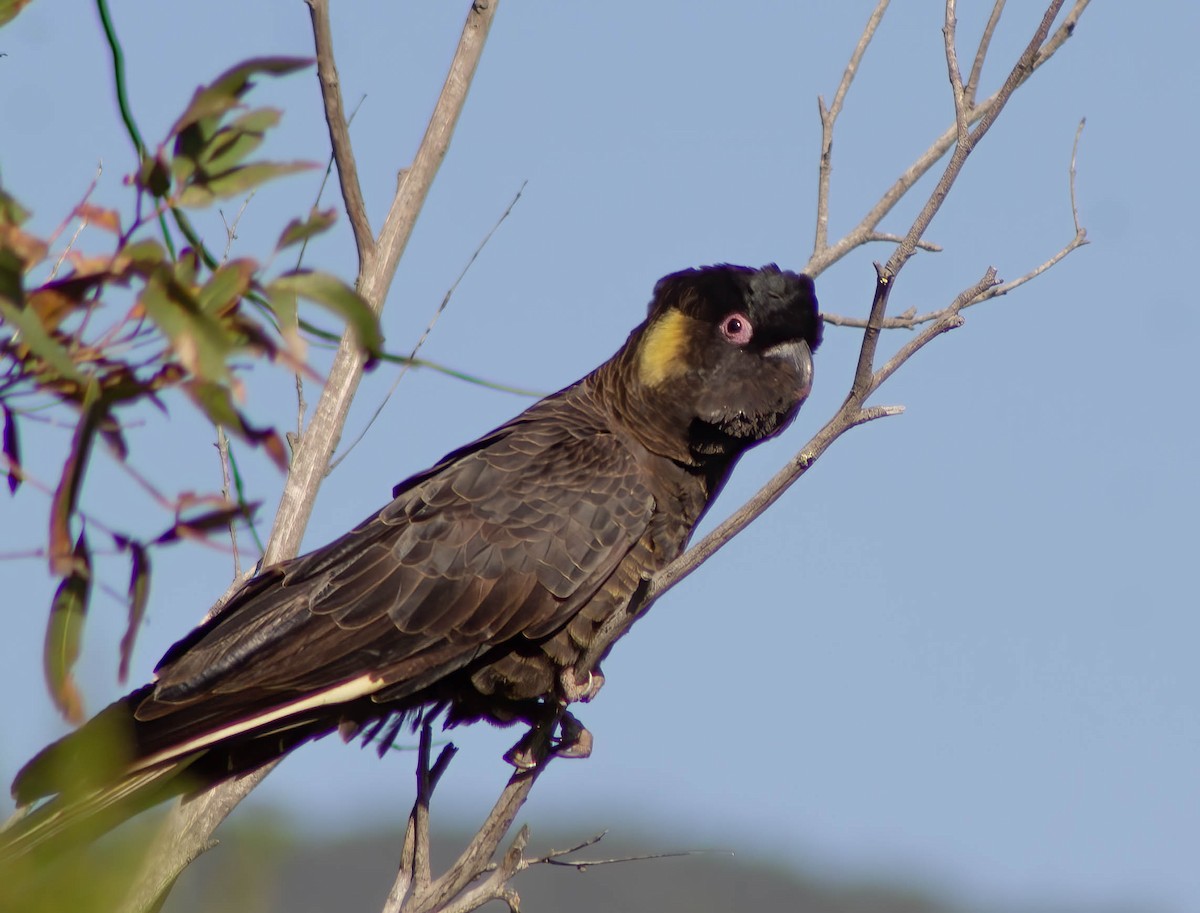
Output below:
[614,264,822,465]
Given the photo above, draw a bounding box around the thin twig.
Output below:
[944,0,971,143]
[814,0,890,254]
[574,0,1088,686]
[822,215,1085,331]
[218,192,255,264]
[330,181,526,472]
[863,232,942,252]
[806,0,1090,278]
[214,427,241,577]
[533,831,722,871]
[965,0,1006,108]
[1069,117,1085,235]
[307,0,374,263]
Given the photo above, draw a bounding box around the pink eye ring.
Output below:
[720,312,753,345]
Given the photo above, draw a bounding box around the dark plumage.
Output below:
[3,263,822,858]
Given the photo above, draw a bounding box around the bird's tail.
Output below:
[0,687,207,865]
[0,759,199,864]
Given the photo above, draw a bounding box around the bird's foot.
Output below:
[554,710,593,759]
[559,665,605,703]
[503,709,593,770]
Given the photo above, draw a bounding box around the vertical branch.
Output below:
[880,0,1066,282]
[813,0,890,255]
[943,1,971,141]
[115,4,501,912]
[964,0,1006,108]
[307,0,375,264]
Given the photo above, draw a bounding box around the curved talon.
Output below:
[559,665,606,703]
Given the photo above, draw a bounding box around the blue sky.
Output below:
[2,2,1197,911]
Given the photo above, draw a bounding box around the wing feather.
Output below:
[136,392,655,742]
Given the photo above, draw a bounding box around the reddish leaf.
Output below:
[2,405,19,494]
[74,203,122,235]
[44,532,92,724]
[118,541,150,683]
[155,503,258,545]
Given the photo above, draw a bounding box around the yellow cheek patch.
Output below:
[638,308,700,387]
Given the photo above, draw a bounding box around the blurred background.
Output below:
[2,2,1196,911]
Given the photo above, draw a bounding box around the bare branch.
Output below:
[116,4,501,911]
[1069,117,1085,235]
[534,834,722,871]
[572,0,1091,689]
[870,271,990,390]
[863,232,942,252]
[823,231,1083,333]
[806,0,1091,277]
[307,0,374,263]
[965,0,1006,108]
[814,0,890,253]
[943,0,971,143]
[879,0,1066,281]
[213,426,241,578]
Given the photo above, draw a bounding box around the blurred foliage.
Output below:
[0,55,382,722]
[0,808,291,913]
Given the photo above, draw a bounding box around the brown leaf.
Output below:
[74,203,122,235]
[155,502,258,545]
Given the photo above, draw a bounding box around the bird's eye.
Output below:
[720,313,753,345]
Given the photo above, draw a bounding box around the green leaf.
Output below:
[44,531,92,724]
[117,540,150,684]
[136,154,172,198]
[49,383,101,577]
[0,0,34,28]
[0,187,30,226]
[177,161,313,208]
[138,269,232,382]
[275,208,337,252]
[269,271,383,363]
[198,108,281,174]
[0,298,88,384]
[117,238,168,274]
[169,56,312,140]
[197,258,255,315]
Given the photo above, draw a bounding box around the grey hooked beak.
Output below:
[765,338,814,400]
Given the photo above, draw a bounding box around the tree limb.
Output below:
[574,0,1088,687]
[115,4,500,911]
